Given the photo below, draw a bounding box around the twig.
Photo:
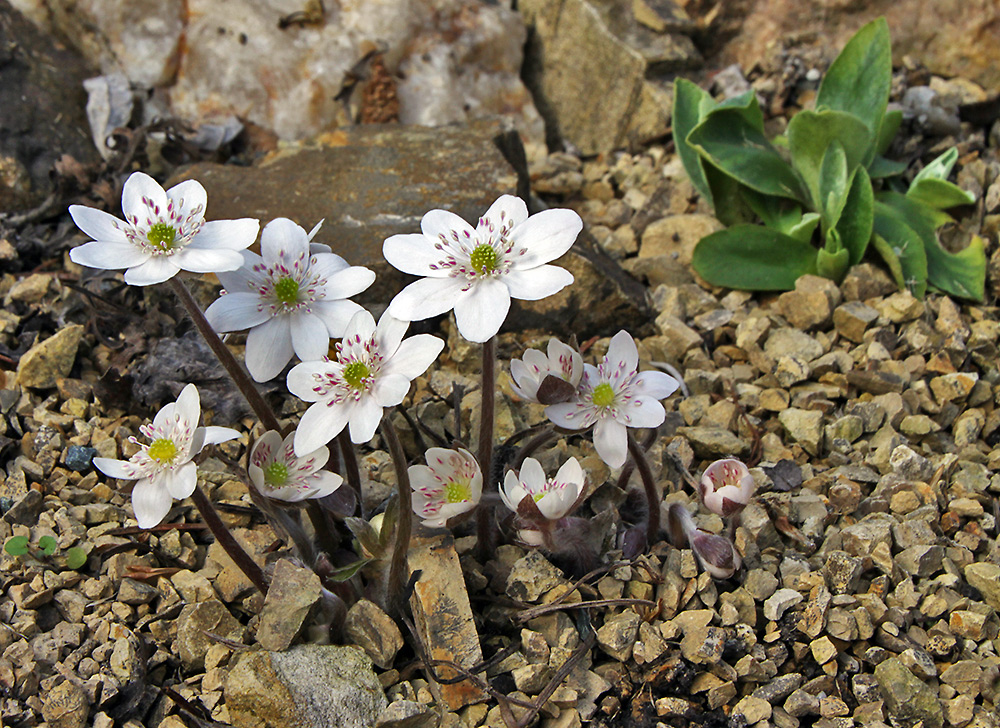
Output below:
[190,485,269,595]
[514,597,656,623]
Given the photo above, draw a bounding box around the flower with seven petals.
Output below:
[382,195,582,343]
[510,337,582,405]
[93,384,239,528]
[69,172,259,286]
[206,218,376,382]
[409,448,483,528]
[287,310,444,455]
[699,458,756,517]
[546,331,680,469]
[248,430,343,502]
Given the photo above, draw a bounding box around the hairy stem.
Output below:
[627,430,660,547]
[337,431,364,518]
[381,415,412,618]
[512,427,556,470]
[169,277,282,433]
[476,336,497,557]
[190,484,268,595]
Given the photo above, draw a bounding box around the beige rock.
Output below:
[256,560,322,652]
[639,214,724,265]
[16,325,83,389]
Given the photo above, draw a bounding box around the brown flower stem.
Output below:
[512,427,556,470]
[307,501,341,558]
[381,414,412,618]
[337,431,364,517]
[190,484,268,595]
[169,277,282,433]
[627,430,660,546]
[476,336,497,558]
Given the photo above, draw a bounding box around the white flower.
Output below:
[699,459,755,517]
[287,310,444,454]
[92,384,239,528]
[510,337,583,404]
[68,172,259,286]
[205,218,376,382]
[667,503,741,579]
[383,195,582,343]
[248,430,343,502]
[410,448,482,528]
[546,331,680,469]
[500,457,585,521]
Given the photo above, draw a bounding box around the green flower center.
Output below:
[343,361,371,389]
[591,382,616,408]
[469,244,497,275]
[533,492,545,503]
[263,462,289,487]
[148,438,178,463]
[274,277,300,305]
[146,222,177,251]
[444,481,471,503]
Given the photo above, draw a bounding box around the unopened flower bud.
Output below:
[699,458,755,517]
[667,502,741,579]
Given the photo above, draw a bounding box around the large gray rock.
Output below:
[520,0,700,153]
[225,645,387,728]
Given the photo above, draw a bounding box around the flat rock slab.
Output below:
[408,533,486,710]
[256,559,322,651]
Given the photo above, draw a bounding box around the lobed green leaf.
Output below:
[65,547,88,570]
[692,225,819,291]
[672,79,717,206]
[787,110,871,213]
[4,535,29,556]
[38,535,57,556]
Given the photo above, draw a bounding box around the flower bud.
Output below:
[699,458,755,517]
[667,502,741,579]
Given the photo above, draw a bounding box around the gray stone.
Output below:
[596,609,641,662]
[764,589,803,621]
[64,446,97,472]
[874,658,943,728]
[176,600,246,671]
[40,678,89,728]
[507,550,568,603]
[764,328,824,361]
[16,325,84,389]
[2,488,43,526]
[778,408,824,456]
[733,695,772,724]
[823,551,863,595]
[226,645,387,728]
[117,578,159,605]
[965,563,1000,610]
[345,599,404,670]
[375,700,436,728]
[676,426,750,458]
[752,674,804,704]
[257,559,322,652]
[833,301,879,343]
[895,545,943,578]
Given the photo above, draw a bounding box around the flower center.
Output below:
[444,481,471,503]
[591,382,616,408]
[264,462,289,487]
[148,438,178,463]
[469,244,497,275]
[274,277,300,305]
[533,492,545,503]
[343,361,371,389]
[146,222,177,251]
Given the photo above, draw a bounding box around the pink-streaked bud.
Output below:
[699,459,755,517]
[667,502,741,580]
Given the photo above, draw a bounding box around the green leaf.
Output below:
[787,110,871,212]
[38,536,57,556]
[379,496,399,550]
[712,88,765,131]
[837,166,875,265]
[907,178,976,210]
[872,203,929,298]
[875,109,903,156]
[326,558,374,582]
[788,213,821,243]
[688,110,808,202]
[4,536,29,556]
[818,141,850,228]
[913,147,959,183]
[672,78,717,205]
[867,156,908,179]
[344,517,382,557]
[706,164,756,226]
[870,234,907,292]
[817,246,850,281]
[65,547,87,570]
[816,17,891,143]
[692,225,819,291]
[877,193,985,300]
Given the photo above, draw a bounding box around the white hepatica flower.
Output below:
[500,457,585,521]
[92,384,239,528]
[206,218,376,382]
[69,172,259,286]
[410,448,482,528]
[383,195,582,343]
[287,310,444,454]
[699,458,756,517]
[546,331,680,469]
[248,430,342,502]
[510,337,583,405]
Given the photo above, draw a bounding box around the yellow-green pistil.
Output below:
[146,222,177,251]
[444,480,472,503]
[469,244,498,275]
[274,277,300,305]
[342,361,371,389]
[148,438,178,463]
[264,461,289,487]
[591,382,616,408]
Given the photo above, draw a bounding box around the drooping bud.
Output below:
[667,502,742,580]
[699,458,755,517]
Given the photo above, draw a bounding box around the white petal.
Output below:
[294,401,350,456]
[633,370,681,400]
[308,219,324,240]
[503,265,574,301]
[453,278,510,343]
[383,233,453,278]
[379,334,444,381]
[188,219,260,251]
[260,217,309,266]
[420,208,476,240]
[299,470,343,499]
[348,398,383,444]
[162,461,198,499]
[536,491,570,520]
[69,241,149,270]
[152,401,177,430]
[123,256,180,286]
[554,457,584,491]
[593,418,628,469]
[290,311,331,362]
[173,246,245,273]
[519,457,546,492]
[311,300,365,338]
[308,252,349,279]
[624,397,666,429]
[387,277,467,321]
[549,339,583,386]
[606,331,639,376]
[482,195,529,229]
[68,205,129,243]
[245,316,294,382]
[206,293,271,332]
[216,251,262,292]
[373,373,412,408]
[286,360,334,402]
[545,402,591,431]
[319,266,376,299]
[509,359,540,401]
[165,179,207,221]
[509,209,582,268]
[250,430,283,468]
[94,457,137,479]
[500,471,527,513]
[343,309,378,341]
[131,477,173,528]
[122,172,168,225]
[203,426,240,445]
[174,384,201,426]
